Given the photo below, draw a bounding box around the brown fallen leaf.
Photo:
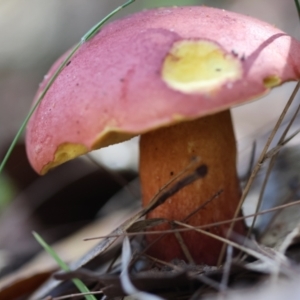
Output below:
[0,261,55,300]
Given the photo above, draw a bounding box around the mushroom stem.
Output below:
[139,109,246,265]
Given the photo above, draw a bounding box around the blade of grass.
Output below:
[33,232,97,300]
[295,0,300,20]
[0,0,135,175]
[82,0,135,42]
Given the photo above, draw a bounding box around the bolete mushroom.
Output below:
[26,6,300,265]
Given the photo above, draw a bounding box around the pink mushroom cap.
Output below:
[26,6,300,174]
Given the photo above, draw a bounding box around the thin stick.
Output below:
[240,141,257,183]
[172,226,195,264]
[145,164,208,214]
[184,190,223,222]
[72,160,207,270]
[218,81,300,265]
[248,88,300,236]
[264,128,300,160]
[140,190,221,260]
[84,198,300,240]
[175,221,293,275]
[146,254,184,271]
[146,255,222,291]
[169,190,222,263]
[51,291,104,300]
[219,246,233,295]
[128,162,210,264]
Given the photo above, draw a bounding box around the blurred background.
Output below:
[0,0,300,284]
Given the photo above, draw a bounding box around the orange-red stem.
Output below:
[139,110,246,265]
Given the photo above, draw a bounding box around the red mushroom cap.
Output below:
[26,6,300,174]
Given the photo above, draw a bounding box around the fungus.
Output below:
[26,6,300,265]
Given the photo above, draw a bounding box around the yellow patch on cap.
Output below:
[263,75,281,88]
[162,40,243,94]
[41,143,88,174]
[92,127,136,150]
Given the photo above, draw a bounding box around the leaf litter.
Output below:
[4,139,300,299]
[37,83,300,299]
[3,1,300,299]
[4,126,300,299]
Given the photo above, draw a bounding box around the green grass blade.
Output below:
[33,232,97,300]
[82,0,135,42]
[0,0,136,175]
[295,0,300,20]
[0,44,79,175]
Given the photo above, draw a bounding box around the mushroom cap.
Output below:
[26,6,300,174]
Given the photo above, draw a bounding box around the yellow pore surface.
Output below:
[40,129,136,174]
[162,40,243,93]
[41,143,88,174]
[263,75,281,88]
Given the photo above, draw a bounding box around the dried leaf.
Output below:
[260,204,300,249]
[0,263,55,300]
[30,161,208,299]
